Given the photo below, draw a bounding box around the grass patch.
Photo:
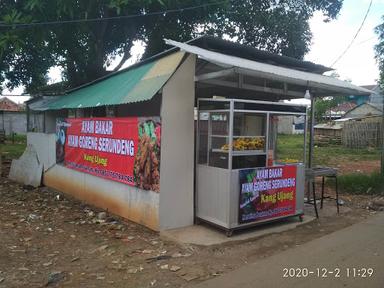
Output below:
[335,172,384,195]
[0,134,27,159]
[276,134,306,162]
[5,133,27,143]
[276,134,381,166]
[277,134,383,195]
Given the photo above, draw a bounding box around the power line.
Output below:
[354,36,376,46]
[0,1,228,29]
[330,0,373,67]
[0,95,30,97]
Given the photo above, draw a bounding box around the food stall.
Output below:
[196,98,307,235]
[25,36,371,233]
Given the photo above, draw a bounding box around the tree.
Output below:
[375,15,384,88]
[0,2,55,93]
[374,16,384,176]
[313,96,348,123]
[0,0,343,94]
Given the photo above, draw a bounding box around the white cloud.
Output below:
[305,0,382,85]
[0,85,29,104]
[109,40,146,71]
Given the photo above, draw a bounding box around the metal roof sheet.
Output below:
[165,39,372,97]
[28,96,61,111]
[31,51,185,111]
[188,35,331,74]
[314,123,343,130]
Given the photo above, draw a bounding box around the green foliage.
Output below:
[0,1,55,93]
[314,98,334,123]
[335,172,384,195]
[375,16,384,89]
[0,0,343,94]
[0,134,27,159]
[306,72,350,123]
[5,133,27,143]
[313,95,348,123]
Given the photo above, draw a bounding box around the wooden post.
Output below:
[306,92,316,202]
[26,105,30,132]
[308,94,315,168]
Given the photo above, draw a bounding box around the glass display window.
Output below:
[197,99,307,170]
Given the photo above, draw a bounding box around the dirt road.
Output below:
[0,177,378,288]
[194,213,384,288]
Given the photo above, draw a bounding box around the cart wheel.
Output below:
[226,230,233,237]
[299,215,304,222]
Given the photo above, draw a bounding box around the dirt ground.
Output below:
[0,169,382,288]
[330,159,381,175]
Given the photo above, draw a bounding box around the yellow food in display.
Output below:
[221,137,265,151]
[221,144,229,151]
[279,158,299,163]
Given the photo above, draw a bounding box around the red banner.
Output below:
[56,117,161,192]
[239,165,297,223]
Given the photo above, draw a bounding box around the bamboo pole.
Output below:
[381,93,384,176]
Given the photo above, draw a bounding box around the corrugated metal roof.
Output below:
[314,123,343,130]
[31,52,185,111]
[28,96,61,111]
[165,39,372,97]
[188,35,331,74]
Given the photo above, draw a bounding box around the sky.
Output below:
[305,0,383,85]
[2,0,384,104]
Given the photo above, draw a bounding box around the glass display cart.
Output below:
[196,98,307,236]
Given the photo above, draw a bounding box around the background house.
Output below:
[324,102,356,120]
[0,97,24,111]
[0,97,43,135]
[348,84,383,109]
[362,84,383,110]
[340,98,383,149]
[277,115,305,134]
[343,102,383,119]
[315,85,383,147]
[323,84,382,120]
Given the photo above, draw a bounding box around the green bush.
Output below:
[0,134,27,159]
[335,172,384,195]
[5,133,26,143]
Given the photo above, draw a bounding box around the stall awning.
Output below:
[31,51,185,111]
[165,39,372,97]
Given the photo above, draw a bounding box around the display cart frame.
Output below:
[195,98,307,236]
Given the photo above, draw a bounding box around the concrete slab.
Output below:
[161,215,315,246]
[193,213,384,288]
[9,144,43,187]
[27,133,56,171]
